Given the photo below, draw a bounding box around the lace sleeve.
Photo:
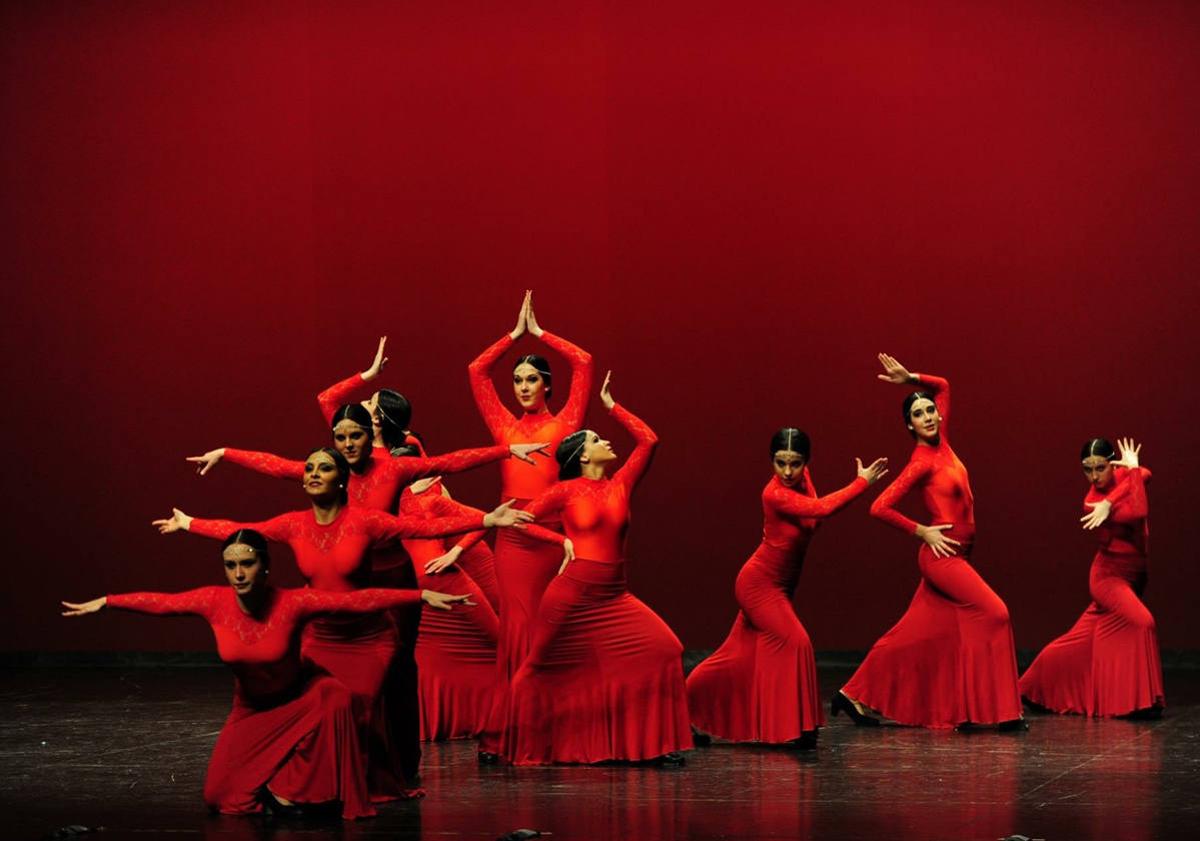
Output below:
[1108,467,1150,523]
[468,334,516,436]
[539,331,594,429]
[387,445,509,485]
[362,508,485,544]
[914,373,950,431]
[107,587,219,617]
[290,587,422,618]
[317,372,368,426]
[766,477,869,521]
[224,448,305,480]
[610,403,658,491]
[869,457,931,534]
[189,512,298,543]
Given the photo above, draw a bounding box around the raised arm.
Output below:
[611,402,658,492]
[155,509,298,543]
[317,336,388,425]
[62,587,220,618]
[385,444,514,486]
[1108,466,1150,523]
[767,469,876,521]
[877,353,951,429]
[525,294,593,427]
[469,295,530,434]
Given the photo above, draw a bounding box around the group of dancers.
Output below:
[61,293,1164,820]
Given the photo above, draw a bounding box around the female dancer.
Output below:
[62,529,471,819]
[154,447,531,796]
[469,290,593,756]
[687,430,887,746]
[834,354,1023,729]
[503,372,691,765]
[1019,438,1163,717]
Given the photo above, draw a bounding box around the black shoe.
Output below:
[1123,705,1164,721]
[789,730,818,750]
[652,751,687,766]
[997,718,1029,732]
[478,751,502,764]
[830,691,880,727]
[691,726,712,747]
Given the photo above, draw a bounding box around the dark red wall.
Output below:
[3,1,1197,652]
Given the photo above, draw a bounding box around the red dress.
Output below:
[399,482,503,740]
[842,374,1022,728]
[501,403,690,765]
[469,330,593,749]
[686,471,870,742]
[188,505,482,796]
[1019,467,1163,716]
[106,585,428,819]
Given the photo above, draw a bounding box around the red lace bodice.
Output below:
[870,374,975,533]
[468,330,593,500]
[523,404,655,562]
[107,586,421,698]
[1087,466,1151,556]
[188,506,484,591]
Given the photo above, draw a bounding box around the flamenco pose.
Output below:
[469,290,593,755]
[687,430,887,746]
[835,354,1023,729]
[61,530,471,820]
[1019,438,1163,717]
[502,372,691,765]
[155,447,531,796]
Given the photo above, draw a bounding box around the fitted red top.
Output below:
[469,331,593,501]
[760,472,870,555]
[398,481,489,567]
[522,404,655,563]
[223,444,509,513]
[870,374,975,533]
[107,586,422,699]
[1087,466,1151,557]
[188,506,484,591]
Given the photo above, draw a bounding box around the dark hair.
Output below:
[330,403,374,435]
[375,389,413,450]
[556,430,589,480]
[306,446,351,502]
[770,427,811,461]
[902,391,936,438]
[390,430,425,458]
[221,528,270,569]
[513,354,553,397]
[1080,438,1116,461]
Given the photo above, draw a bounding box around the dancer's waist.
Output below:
[304,610,396,642]
[1094,548,1147,576]
[562,557,628,586]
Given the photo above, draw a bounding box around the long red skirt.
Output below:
[301,612,412,800]
[415,565,501,740]
[1019,551,1164,716]
[205,675,373,819]
[478,513,563,752]
[502,558,691,765]
[841,526,1021,728]
[686,545,824,742]
[457,541,501,612]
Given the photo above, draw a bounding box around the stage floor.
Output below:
[3,665,1196,841]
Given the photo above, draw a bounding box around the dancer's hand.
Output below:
[153,508,193,534]
[424,546,463,575]
[1081,499,1112,530]
[916,523,960,557]
[1113,437,1141,470]
[510,290,531,340]
[856,457,889,485]
[363,336,388,381]
[186,448,225,476]
[408,475,441,495]
[61,597,106,617]
[599,370,615,410]
[876,353,915,385]
[510,442,550,463]
[526,290,544,338]
[484,500,535,529]
[558,538,575,575]
[421,591,475,611]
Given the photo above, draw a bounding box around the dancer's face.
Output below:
[303,451,342,499]
[223,543,266,597]
[1082,455,1115,490]
[580,430,617,469]
[512,363,547,411]
[907,398,941,443]
[773,450,806,487]
[332,419,372,465]
[360,392,383,441]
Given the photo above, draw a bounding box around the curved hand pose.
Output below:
[498,372,691,765]
[1019,437,1162,717]
[687,426,886,748]
[835,354,1023,730]
[62,530,467,820]
[468,290,595,756]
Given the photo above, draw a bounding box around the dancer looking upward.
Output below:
[835,354,1023,730]
[62,529,470,820]
[1019,438,1163,717]
[687,430,887,747]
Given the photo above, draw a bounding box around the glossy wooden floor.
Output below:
[3,665,1196,841]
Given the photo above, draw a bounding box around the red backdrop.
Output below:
[3,1,1197,652]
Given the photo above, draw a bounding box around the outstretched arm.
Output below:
[154,509,297,543]
[185,447,305,480]
[64,587,219,618]
[526,292,594,427]
[768,458,887,520]
[386,442,543,486]
[316,336,388,425]
[291,586,473,616]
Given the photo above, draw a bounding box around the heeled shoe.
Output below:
[789,730,818,750]
[477,751,502,764]
[691,725,713,747]
[651,751,687,766]
[997,718,1029,732]
[830,691,880,727]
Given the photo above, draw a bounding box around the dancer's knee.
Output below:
[981,596,1010,627]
